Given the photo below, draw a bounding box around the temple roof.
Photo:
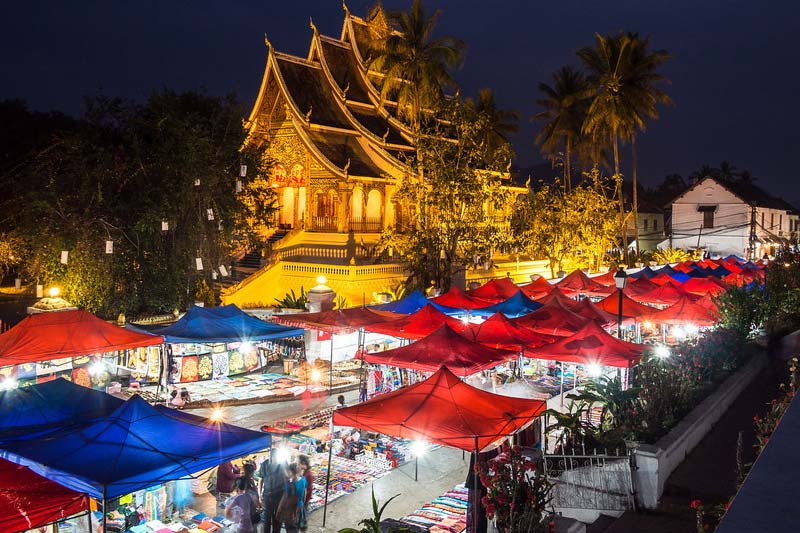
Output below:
[319,38,371,104]
[307,130,387,178]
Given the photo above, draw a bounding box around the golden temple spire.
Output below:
[309,17,317,35]
[263,33,272,50]
[342,0,350,16]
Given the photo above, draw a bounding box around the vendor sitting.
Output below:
[343,429,361,459]
[169,387,190,409]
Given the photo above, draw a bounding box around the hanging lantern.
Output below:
[161,220,169,232]
[219,265,229,277]
[60,251,69,264]
[105,241,113,254]
[235,179,242,193]
[212,271,218,280]
[194,178,201,187]
[439,249,446,260]
[195,257,204,271]
[207,208,214,221]
[240,164,247,177]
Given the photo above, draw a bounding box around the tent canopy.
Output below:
[145,305,303,343]
[681,277,727,296]
[642,296,719,326]
[572,298,620,326]
[332,366,546,452]
[512,299,590,337]
[0,457,89,533]
[462,313,556,351]
[273,306,401,334]
[0,395,271,500]
[534,287,582,310]
[0,310,163,367]
[527,320,644,368]
[363,304,463,340]
[0,378,123,438]
[466,278,522,303]
[595,291,654,319]
[430,286,495,310]
[519,277,555,298]
[556,270,614,297]
[364,323,516,377]
[631,284,696,307]
[373,290,430,314]
[472,291,543,318]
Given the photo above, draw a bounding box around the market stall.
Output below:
[0,309,164,389]
[556,269,614,298]
[511,299,589,337]
[466,277,525,303]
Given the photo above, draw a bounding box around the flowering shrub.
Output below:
[477,444,552,533]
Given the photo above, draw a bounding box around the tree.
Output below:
[6,91,276,318]
[0,232,25,283]
[568,375,640,433]
[533,66,592,190]
[469,88,519,155]
[367,0,465,134]
[381,98,512,292]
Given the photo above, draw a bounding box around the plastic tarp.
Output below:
[556,270,614,297]
[511,299,590,337]
[0,378,123,438]
[0,395,272,500]
[466,278,523,303]
[332,366,546,452]
[526,321,644,368]
[363,305,464,340]
[641,296,719,326]
[461,313,556,351]
[272,307,401,334]
[519,277,555,299]
[429,286,495,310]
[0,457,89,533]
[595,292,654,319]
[143,305,302,343]
[0,310,163,367]
[373,290,430,314]
[364,323,516,377]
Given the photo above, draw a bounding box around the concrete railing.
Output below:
[632,352,767,509]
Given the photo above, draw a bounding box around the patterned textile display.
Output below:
[197,354,214,381]
[179,356,199,382]
[401,484,469,533]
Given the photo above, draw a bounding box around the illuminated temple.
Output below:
[222,5,547,309]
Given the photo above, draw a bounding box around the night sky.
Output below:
[3,1,799,203]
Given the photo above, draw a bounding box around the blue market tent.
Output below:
[135,304,303,343]
[373,290,430,314]
[0,378,123,438]
[437,291,543,318]
[0,395,271,500]
[667,271,691,283]
[630,266,658,279]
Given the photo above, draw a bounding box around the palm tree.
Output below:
[718,160,738,183]
[568,375,640,431]
[470,88,519,154]
[533,66,592,190]
[367,0,465,135]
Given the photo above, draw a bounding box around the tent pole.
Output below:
[322,428,334,527]
[329,334,334,395]
[102,486,107,533]
[559,362,564,408]
[472,436,480,533]
[358,328,366,400]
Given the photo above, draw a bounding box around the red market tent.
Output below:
[363,304,464,340]
[624,277,660,296]
[526,320,644,368]
[589,270,618,287]
[534,287,583,310]
[631,284,697,307]
[642,296,719,327]
[572,298,620,327]
[364,323,516,376]
[430,286,495,310]
[694,293,721,318]
[0,310,163,367]
[466,278,522,303]
[332,365,546,452]
[519,276,555,299]
[649,273,684,287]
[0,458,89,533]
[511,299,590,337]
[462,313,557,351]
[672,261,696,273]
[556,269,614,297]
[595,291,654,319]
[272,307,403,334]
[681,277,727,296]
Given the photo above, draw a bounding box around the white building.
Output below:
[660,176,799,258]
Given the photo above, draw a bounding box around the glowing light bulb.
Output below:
[89,361,105,376]
[310,368,322,383]
[316,275,327,285]
[48,287,60,298]
[0,377,17,390]
[274,445,291,464]
[411,440,427,458]
[586,363,602,378]
[655,345,670,359]
[209,408,225,422]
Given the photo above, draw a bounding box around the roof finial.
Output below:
[309,17,317,34]
[382,128,390,144]
[342,0,350,15]
[263,33,272,50]
[305,106,313,123]
[342,82,350,101]
[344,158,351,175]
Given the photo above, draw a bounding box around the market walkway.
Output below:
[593,352,786,533]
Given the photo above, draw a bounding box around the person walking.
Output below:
[297,455,314,533]
[224,478,257,533]
[277,463,306,533]
[259,458,286,533]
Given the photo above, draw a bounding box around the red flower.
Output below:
[690,499,702,509]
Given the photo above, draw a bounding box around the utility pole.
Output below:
[749,204,757,260]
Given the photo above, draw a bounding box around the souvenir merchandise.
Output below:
[307,454,389,512]
[400,484,469,533]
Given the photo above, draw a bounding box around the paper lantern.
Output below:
[105,241,113,254]
[240,164,247,177]
[235,179,242,193]
[161,220,169,231]
[60,250,69,264]
[207,208,214,221]
[219,265,229,277]
[195,258,203,271]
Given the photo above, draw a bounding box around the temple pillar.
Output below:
[338,188,352,233]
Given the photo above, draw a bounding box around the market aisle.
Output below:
[305,445,469,532]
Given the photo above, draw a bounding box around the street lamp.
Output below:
[763,253,769,290]
[614,268,628,339]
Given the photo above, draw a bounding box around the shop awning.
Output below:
[364,323,516,377]
[273,306,402,334]
[0,395,272,500]
[0,457,89,533]
[0,378,123,438]
[363,304,464,340]
[0,310,163,367]
[332,365,546,452]
[595,292,654,319]
[526,321,644,368]
[373,290,430,314]
[641,296,719,326]
[466,278,523,303]
[142,304,303,343]
[519,277,555,299]
[556,269,614,297]
[511,299,590,337]
[429,286,495,310]
[462,313,556,351]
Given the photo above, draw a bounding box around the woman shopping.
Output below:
[276,462,307,533]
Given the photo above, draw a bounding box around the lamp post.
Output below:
[614,268,628,339]
[763,253,769,291]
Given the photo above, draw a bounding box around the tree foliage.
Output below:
[1,91,276,317]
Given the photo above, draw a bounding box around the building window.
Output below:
[779,214,783,231]
[771,213,775,230]
[761,212,765,229]
[643,218,649,231]
[654,219,659,232]
[698,205,716,229]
